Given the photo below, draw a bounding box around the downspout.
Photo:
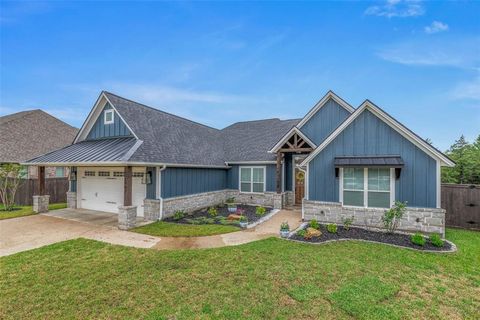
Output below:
[158,165,167,221]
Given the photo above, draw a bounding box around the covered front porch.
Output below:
[271,127,315,209]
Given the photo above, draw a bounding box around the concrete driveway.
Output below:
[0,208,302,257]
[0,209,161,257]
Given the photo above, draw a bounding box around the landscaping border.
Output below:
[287,222,457,253]
[246,209,280,229]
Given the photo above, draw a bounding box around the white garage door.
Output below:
[79,168,145,216]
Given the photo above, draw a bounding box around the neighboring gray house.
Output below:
[26,91,454,234]
[0,109,78,178]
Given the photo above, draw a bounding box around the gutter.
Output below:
[158,165,167,221]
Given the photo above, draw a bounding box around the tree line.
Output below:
[441,134,480,185]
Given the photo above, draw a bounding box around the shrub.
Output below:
[411,233,426,246]
[173,210,185,221]
[207,207,217,217]
[236,208,245,215]
[326,223,338,233]
[342,217,354,231]
[280,221,290,231]
[256,206,266,216]
[309,219,320,230]
[429,233,444,247]
[239,215,248,223]
[226,197,235,204]
[296,229,306,238]
[382,201,407,233]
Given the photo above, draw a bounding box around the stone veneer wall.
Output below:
[284,191,294,207]
[161,189,286,218]
[66,192,77,209]
[33,195,50,213]
[144,199,161,221]
[303,199,445,236]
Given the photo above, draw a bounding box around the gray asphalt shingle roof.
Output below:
[104,92,299,165]
[0,110,78,163]
[25,92,301,166]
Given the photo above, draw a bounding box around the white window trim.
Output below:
[104,109,114,125]
[339,167,395,209]
[238,166,266,194]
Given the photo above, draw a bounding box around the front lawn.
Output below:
[132,221,240,237]
[1,228,479,319]
[0,202,67,220]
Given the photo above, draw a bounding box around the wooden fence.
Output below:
[441,184,480,230]
[13,178,69,206]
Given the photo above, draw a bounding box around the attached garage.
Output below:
[77,167,146,216]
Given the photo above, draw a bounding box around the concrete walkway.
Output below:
[152,209,302,250]
[0,209,302,257]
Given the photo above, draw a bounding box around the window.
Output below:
[98,171,110,177]
[368,168,391,208]
[240,167,265,193]
[342,168,392,208]
[55,167,64,177]
[343,168,364,207]
[84,171,95,177]
[104,109,114,124]
[113,171,124,177]
[133,172,144,178]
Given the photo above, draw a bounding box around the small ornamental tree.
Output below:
[0,164,24,211]
[382,201,407,234]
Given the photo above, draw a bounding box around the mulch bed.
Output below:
[290,224,452,251]
[164,204,272,225]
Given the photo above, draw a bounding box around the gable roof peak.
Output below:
[296,90,355,128]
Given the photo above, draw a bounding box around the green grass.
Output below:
[1,228,479,319]
[132,221,240,237]
[0,203,67,220]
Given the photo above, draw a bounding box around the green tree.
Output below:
[0,164,24,211]
[442,135,480,184]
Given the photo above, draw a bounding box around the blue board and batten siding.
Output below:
[86,103,132,140]
[146,167,157,199]
[301,98,351,145]
[307,109,437,208]
[161,167,228,198]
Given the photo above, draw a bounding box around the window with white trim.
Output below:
[104,109,114,124]
[342,168,392,208]
[240,167,265,193]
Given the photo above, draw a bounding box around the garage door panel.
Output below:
[78,168,146,216]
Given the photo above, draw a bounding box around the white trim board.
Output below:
[301,100,455,167]
[268,127,317,153]
[296,90,355,129]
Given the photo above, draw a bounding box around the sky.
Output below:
[1,0,479,151]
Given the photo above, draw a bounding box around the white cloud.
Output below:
[452,75,480,101]
[377,37,480,68]
[365,0,425,18]
[425,21,449,34]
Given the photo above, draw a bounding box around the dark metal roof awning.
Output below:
[334,156,404,168]
[25,137,141,164]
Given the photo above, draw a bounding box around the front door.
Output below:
[295,168,305,205]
